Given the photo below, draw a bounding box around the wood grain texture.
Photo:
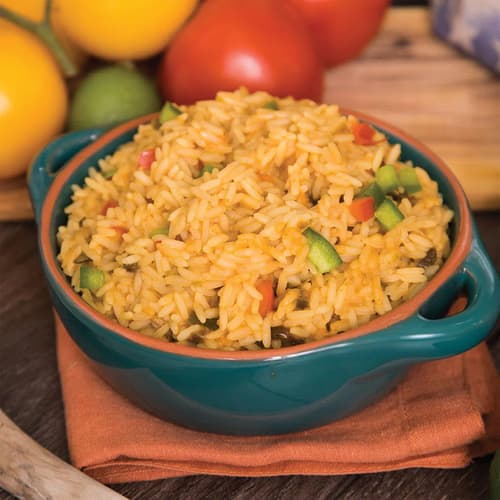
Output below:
[0,214,498,499]
[325,7,500,211]
[0,177,32,221]
[0,410,124,499]
[0,7,498,222]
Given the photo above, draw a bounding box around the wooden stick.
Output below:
[0,409,125,499]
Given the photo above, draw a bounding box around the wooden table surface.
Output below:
[1,6,500,500]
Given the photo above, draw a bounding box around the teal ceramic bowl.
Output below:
[28,112,500,435]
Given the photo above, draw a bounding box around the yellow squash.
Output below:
[55,0,198,60]
[0,19,67,179]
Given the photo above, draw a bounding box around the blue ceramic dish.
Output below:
[28,112,500,435]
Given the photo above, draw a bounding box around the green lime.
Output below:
[68,65,161,131]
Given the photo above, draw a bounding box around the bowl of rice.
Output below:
[29,89,499,435]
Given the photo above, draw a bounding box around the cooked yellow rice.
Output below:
[57,88,453,350]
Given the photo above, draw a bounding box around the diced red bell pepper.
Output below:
[352,122,377,146]
[349,196,375,222]
[112,226,128,237]
[101,200,118,215]
[138,149,155,169]
[256,279,275,317]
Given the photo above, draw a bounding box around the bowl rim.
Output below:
[40,109,472,361]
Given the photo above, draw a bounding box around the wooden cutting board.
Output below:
[1,7,498,221]
[324,7,500,211]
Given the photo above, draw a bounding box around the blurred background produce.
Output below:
[0,17,67,179]
[54,0,197,61]
[284,0,390,66]
[159,0,324,104]
[68,65,161,131]
[0,0,86,70]
[0,0,394,181]
[0,0,497,213]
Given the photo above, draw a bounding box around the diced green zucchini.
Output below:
[159,102,182,123]
[399,166,422,194]
[102,168,117,179]
[199,163,220,176]
[303,227,342,273]
[149,227,169,238]
[375,164,399,193]
[74,252,90,264]
[79,265,105,292]
[263,100,279,110]
[356,182,384,207]
[188,311,219,331]
[375,198,405,230]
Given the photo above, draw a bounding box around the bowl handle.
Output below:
[394,232,499,360]
[27,128,105,225]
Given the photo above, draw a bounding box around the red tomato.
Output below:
[138,149,155,169]
[159,0,324,104]
[255,279,275,317]
[112,226,129,237]
[101,200,118,215]
[349,197,375,222]
[352,122,377,145]
[284,0,390,67]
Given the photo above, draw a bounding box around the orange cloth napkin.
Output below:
[56,315,500,485]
